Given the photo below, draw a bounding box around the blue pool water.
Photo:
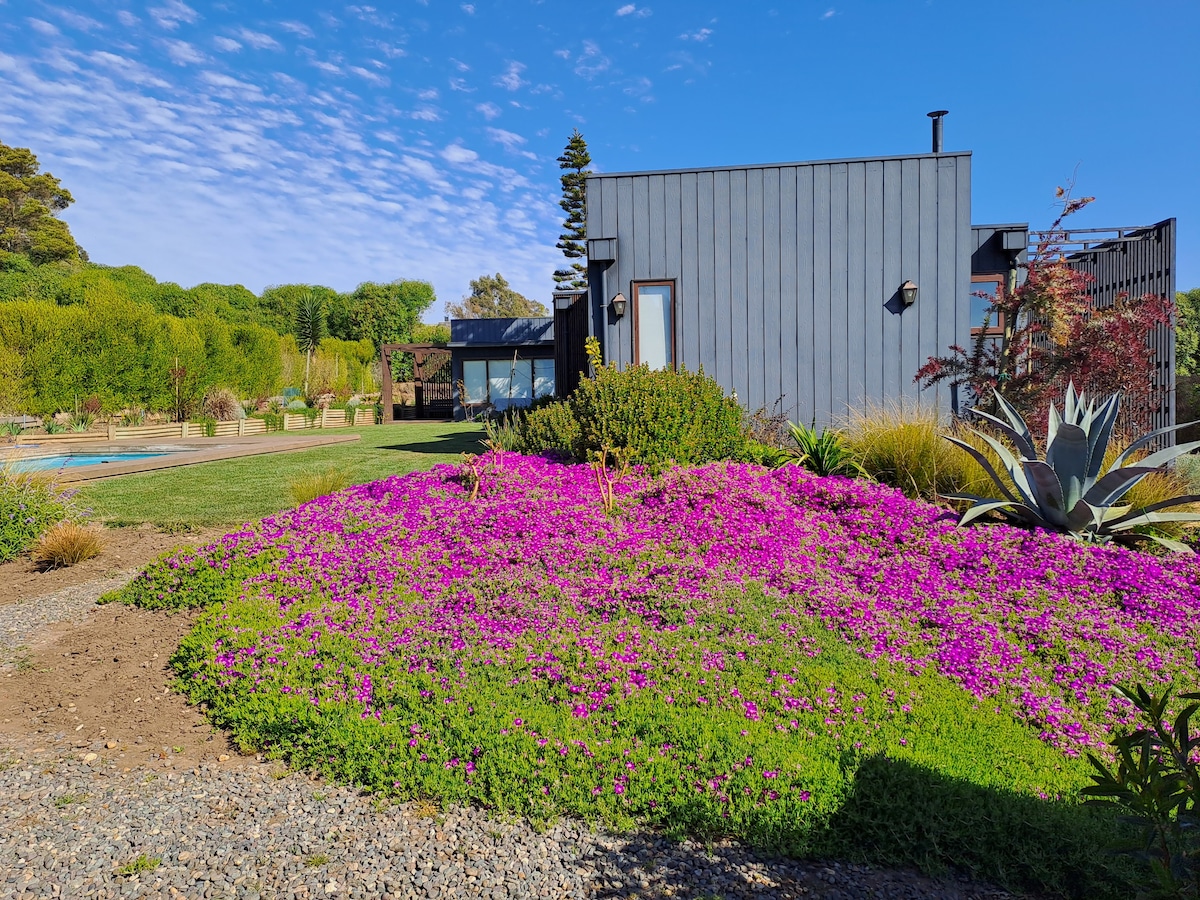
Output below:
[9,452,171,472]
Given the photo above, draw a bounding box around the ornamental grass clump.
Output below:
[840,401,991,501]
[31,520,105,570]
[288,468,350,506]
[110,453,1200,897]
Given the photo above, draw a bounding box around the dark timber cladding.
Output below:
[585,152,972,427]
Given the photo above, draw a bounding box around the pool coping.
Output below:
[2,432,362,483]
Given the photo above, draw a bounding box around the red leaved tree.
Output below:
[915,188,1174,439]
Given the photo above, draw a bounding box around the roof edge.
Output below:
[587,150,972,180]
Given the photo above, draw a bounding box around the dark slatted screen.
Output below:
[1065,219,1176,440]
[554,294,590,398]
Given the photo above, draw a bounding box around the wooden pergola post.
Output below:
[380,344,396,423]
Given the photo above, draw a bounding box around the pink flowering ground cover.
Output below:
[111,452,1197,893]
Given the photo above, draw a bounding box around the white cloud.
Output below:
[408,107,440,121]
[494,61,526,91]
[164,39,206,65]
[213,36,241,52]
[475,101,501,120]
[28,18,60,36]
[311,59,343,75]
[449,58,470,72]
[50,8,105,31]
[573,41,610,79]
[448,77,472,92]
[441,143,478,164]
[615,4,635,14]
[116,10,139,27]
[616,4,651,16]
[680,28,713,41]
[0,23,563,316]
[375,42,406,59]
[486,127,525,149]
[553,48,570,59]
[418,88,438,101]
[235,28,281,50]
[279,20,315,38]
[350,66,388,86]
[822,8,836,18]
[149,0,199,31]
[461,3,475,13]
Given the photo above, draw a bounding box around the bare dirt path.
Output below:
[0,526,248,770]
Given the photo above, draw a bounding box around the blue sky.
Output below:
[2,0,1197,320]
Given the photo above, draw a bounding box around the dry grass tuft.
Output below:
[31,521,105,570]
[839,401,992,502]
[288,469,350,506]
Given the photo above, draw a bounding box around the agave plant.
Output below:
[945,384,1200,551]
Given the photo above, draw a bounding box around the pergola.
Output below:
[379,343,453,421]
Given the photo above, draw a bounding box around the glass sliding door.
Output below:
[633,281,674,370]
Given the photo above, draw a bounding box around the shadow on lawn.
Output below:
[378,431,487,456]
[590,756,1136,900]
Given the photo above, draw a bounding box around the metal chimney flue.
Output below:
[927,110,948,153]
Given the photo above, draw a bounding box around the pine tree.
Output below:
[553,129,591,292]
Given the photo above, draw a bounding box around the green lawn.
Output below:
[78,423,486,528]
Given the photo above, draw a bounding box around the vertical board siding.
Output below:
[779,168,799,418]
[586,152,970,427]
[762,168,782,416]
[812,165,833,422]
[846,163,867,415]
[795,166,816,425]
[713,171,733,388]
[863,161,884,405]
[745,167,766,411]
[680,174,700,368]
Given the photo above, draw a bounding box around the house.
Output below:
[448,316,556,419]
[560,133,1176,429]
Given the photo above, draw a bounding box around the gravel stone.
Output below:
[0,745,1024,899]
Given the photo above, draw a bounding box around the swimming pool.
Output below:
[7,452,172,472]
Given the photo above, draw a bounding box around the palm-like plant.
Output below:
[786,421,866,478]
[295,290,326,399]
[945,384,1200,551]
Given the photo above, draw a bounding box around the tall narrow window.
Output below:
[633,281,674,370]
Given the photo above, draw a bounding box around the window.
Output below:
[633,281,675,370]
[969,276,1006,361]
[461,358,555,408]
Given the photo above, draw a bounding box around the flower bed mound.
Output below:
[110,454,1199,897]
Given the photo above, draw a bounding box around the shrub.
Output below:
[31,521,105,569]
[288,468,350,506]
[840,401,989,502]
[496,340,745,469]
[0,468,71,562]
[202,387,244,422]
[1083,683,1200,898]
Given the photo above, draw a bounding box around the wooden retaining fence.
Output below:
[10,408,374,446]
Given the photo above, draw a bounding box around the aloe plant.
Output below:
[945,383,1200,551]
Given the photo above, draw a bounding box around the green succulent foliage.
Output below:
[786,421,866,478]
[1082,683,1200,899]
[944,383,1200,551]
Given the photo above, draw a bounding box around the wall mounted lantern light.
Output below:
[899,280,918,306]
[610,292,628,318]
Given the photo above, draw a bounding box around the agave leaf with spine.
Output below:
[945,383,1200,551]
